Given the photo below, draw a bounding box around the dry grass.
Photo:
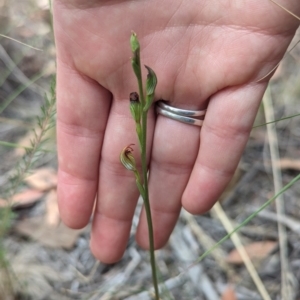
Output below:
[0,1,300,300]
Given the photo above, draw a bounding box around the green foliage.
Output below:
[0,77,56,299]
[253,112,300,128]
[144,65,157,112]
[3,78,56,202]
[0,73,43,114]
[129,92,141,124]
[130,33,142,81]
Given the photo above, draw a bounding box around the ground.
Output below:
[0,1,300,299]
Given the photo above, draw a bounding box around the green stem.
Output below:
[136,123,142,150]
[141,110,159,300]
[136,68,159,300]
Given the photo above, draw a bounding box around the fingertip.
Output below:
[58,201,91,229]
[58,204,92,230]
[182,191,216,215]
[90,238,125,264]
[90,212,131,264]
[181,167,230,215]
[57,171,97,229]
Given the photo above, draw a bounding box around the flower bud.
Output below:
[130,92,141,123]
[130,91,139,102]
[145,65,157,96]
[130,32,140,53]
[130,33,141,79]
[144,65,157,112]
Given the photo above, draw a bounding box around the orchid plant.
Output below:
[120,33,159,299]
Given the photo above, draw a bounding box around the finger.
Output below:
[57,61,111,228]
[182,83,267,214]
[90,100,155,263]
[136,108,202,249]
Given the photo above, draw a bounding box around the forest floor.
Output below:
[0,1,300,299]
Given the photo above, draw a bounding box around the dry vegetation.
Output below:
[0,1,300,299]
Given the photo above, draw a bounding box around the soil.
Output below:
[0,1,300,300]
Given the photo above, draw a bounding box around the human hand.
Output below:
[53,0,300,263]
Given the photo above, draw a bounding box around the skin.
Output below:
[53,0,300,263]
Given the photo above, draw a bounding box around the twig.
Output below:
[211,202,272,300]
[249,207,300,234]
[263,85,295,299]
[182,210,233,275]
[0,72,44,114]
[268,0,300,21]
[124,275,186,300]
[189,173,300,269]
[99,248,141,300]
[170,224,219,300]
[0,44,44,95]
[0,34,43,51]
[256,38,300,83]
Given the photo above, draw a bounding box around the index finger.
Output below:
[56,60,111,228]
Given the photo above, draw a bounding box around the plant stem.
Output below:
[137,67,159,300]
[141,111,159,300]
[126,33,159,299]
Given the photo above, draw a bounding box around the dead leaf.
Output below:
[45,190,60,227]
[221,286,237,300]
[0,189,43,208]
[25,168,57,191]
[278,158,300,171]
[226,241,277,265]
[15,216,86,249]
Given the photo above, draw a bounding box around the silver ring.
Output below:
[157,101,206,117]
[156,101,205,127]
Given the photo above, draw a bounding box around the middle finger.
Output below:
[136,105,202,249]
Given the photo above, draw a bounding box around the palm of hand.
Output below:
[54,0,299,263]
